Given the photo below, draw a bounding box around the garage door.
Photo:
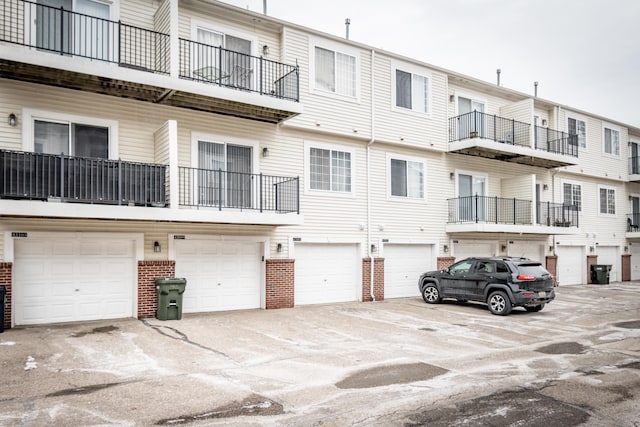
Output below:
[507,242,545,263]
[597,246,618,282]
[452,241,495,261]
[556,246,583,285]
[14,237,135,325]
[384,244,434,298]
[631,245,640,280]
[294,243,359,305]
[175,239,262,313]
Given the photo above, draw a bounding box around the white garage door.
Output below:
[597,246,618,283]
[384,244,434,298]
[631,245,640,280]
[452,241,495,261]
[175,239,262,313]
[556,246,583,285]
[14,237,135,325]
[295,243,359,305]
[507,242,545,263]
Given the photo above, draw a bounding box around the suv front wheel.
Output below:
[421,283,442,304]
[487,291,512,315]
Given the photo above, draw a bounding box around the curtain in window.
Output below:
[604,128,619,155]
[226,144,252,208]
[315,47,335,93]
[225,35,252,89]
[395,70,411,109]
[600,188,615,214]
[196,28,224,79]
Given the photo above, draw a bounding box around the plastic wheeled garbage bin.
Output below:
[156,278,187,320]
[590,265,611,285]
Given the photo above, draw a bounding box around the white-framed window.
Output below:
[310,38,358,99]
[562,181,582,211]
[567,115,587,148]
[603,124,620,156]
[22,109,118,159]
[388,154,425,200]
[393,62,430,114]
[598,186,616,215]
[304,141,354,194]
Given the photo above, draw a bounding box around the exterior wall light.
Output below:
[8,113,17,127]
[262,147,269,157]
[276,243,282,252]
[153,241,161,253]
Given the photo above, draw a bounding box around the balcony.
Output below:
[629,156,640,181]
[627,214,640,234]
[0,0,301,123]
[446,195,579,235]
[448,111,579,168]
[178,167,299,214]
[0,150,166,206]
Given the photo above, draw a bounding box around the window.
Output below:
[568,117,586,148]
[314,46,356,97]
[390,158,424,199]
[604,126,620,156]
[563,182,581,211]
[599,187,615,214]
[34,120,109,158]
[395,69,429,113]
[449,260,473,275]
[309,147,351,192]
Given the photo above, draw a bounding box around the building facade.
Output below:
[1,0,638,328]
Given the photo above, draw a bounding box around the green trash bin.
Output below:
[156,278,187,320]
[590,265,611,285]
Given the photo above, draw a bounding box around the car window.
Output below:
[477,261,494,273]
[496,262,509,273]
[449,260,473,275]
[517,264,549,276]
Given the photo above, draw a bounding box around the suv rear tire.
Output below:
[487,291,512,315]
[421,283,442,304]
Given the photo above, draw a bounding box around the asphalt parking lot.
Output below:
[1,283,639,426]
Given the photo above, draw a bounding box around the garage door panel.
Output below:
[556,246,583,285]
[597,247,618,282]
[14,238,135,325]
[385,244,434,299]
[507,243,544,263]
[453,242,495,260]
[295,244,359,305]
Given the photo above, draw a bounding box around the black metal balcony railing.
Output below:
[536,202,579,227]
[0,150,166,206]
[629,156,640,175]
[178,167,299,214]
[534,126,579,157]
[627,214,640,232]
[448,195,532,225]
[448,195,579,228]
[179,39,299,102]
[449,111,579,158]
[0,0,170,74]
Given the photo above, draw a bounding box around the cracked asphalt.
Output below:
[0,282,639,426]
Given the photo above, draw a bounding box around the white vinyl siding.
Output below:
[599,186,615,215]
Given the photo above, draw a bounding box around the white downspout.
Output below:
[367,49,376,301]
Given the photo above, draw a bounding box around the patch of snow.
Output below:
[24,356,37,370]
[0,341,16,346]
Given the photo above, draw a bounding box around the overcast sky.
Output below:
[220,0,640,129]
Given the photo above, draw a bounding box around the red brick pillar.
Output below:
[0,263,12,330]
[362,258,384,302]
[138,261,175,319]
[586,255,597,284]
[266,259,294,309]
[622,254,631,282]
[437,257,456,270]
[545,255,557,281]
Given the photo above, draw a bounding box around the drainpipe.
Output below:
[367,49,376,301]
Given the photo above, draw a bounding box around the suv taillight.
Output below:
[517,274,536,281]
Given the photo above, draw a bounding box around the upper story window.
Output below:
[562,182,582,211]
[394,69,429,114]
[313,45,356,98]
[24,109,117,159]
[603,125,620,156]
[567,116,587,148]
[599,186,616,215]
[389,155,425,199]
[307,143,352,193]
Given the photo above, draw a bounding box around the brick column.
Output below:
[545,255,557,281]
[362,258,384,302]
[266,259,294,309]
[138,260,175,319]
[437,256,456,270]
[622,254,631,281]
[0,263,12,331]
[586,255,597,284]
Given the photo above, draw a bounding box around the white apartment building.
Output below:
[1,0,638,328]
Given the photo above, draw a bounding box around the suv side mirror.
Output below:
[442,267,450,274]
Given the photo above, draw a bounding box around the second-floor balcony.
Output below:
[0,0,301,123]
[448,111,579,168]
[629,156,640,181]
[446,195,579,234]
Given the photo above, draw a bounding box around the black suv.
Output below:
[418,257,555,315]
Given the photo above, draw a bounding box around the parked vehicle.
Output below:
[418,257,555,315]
